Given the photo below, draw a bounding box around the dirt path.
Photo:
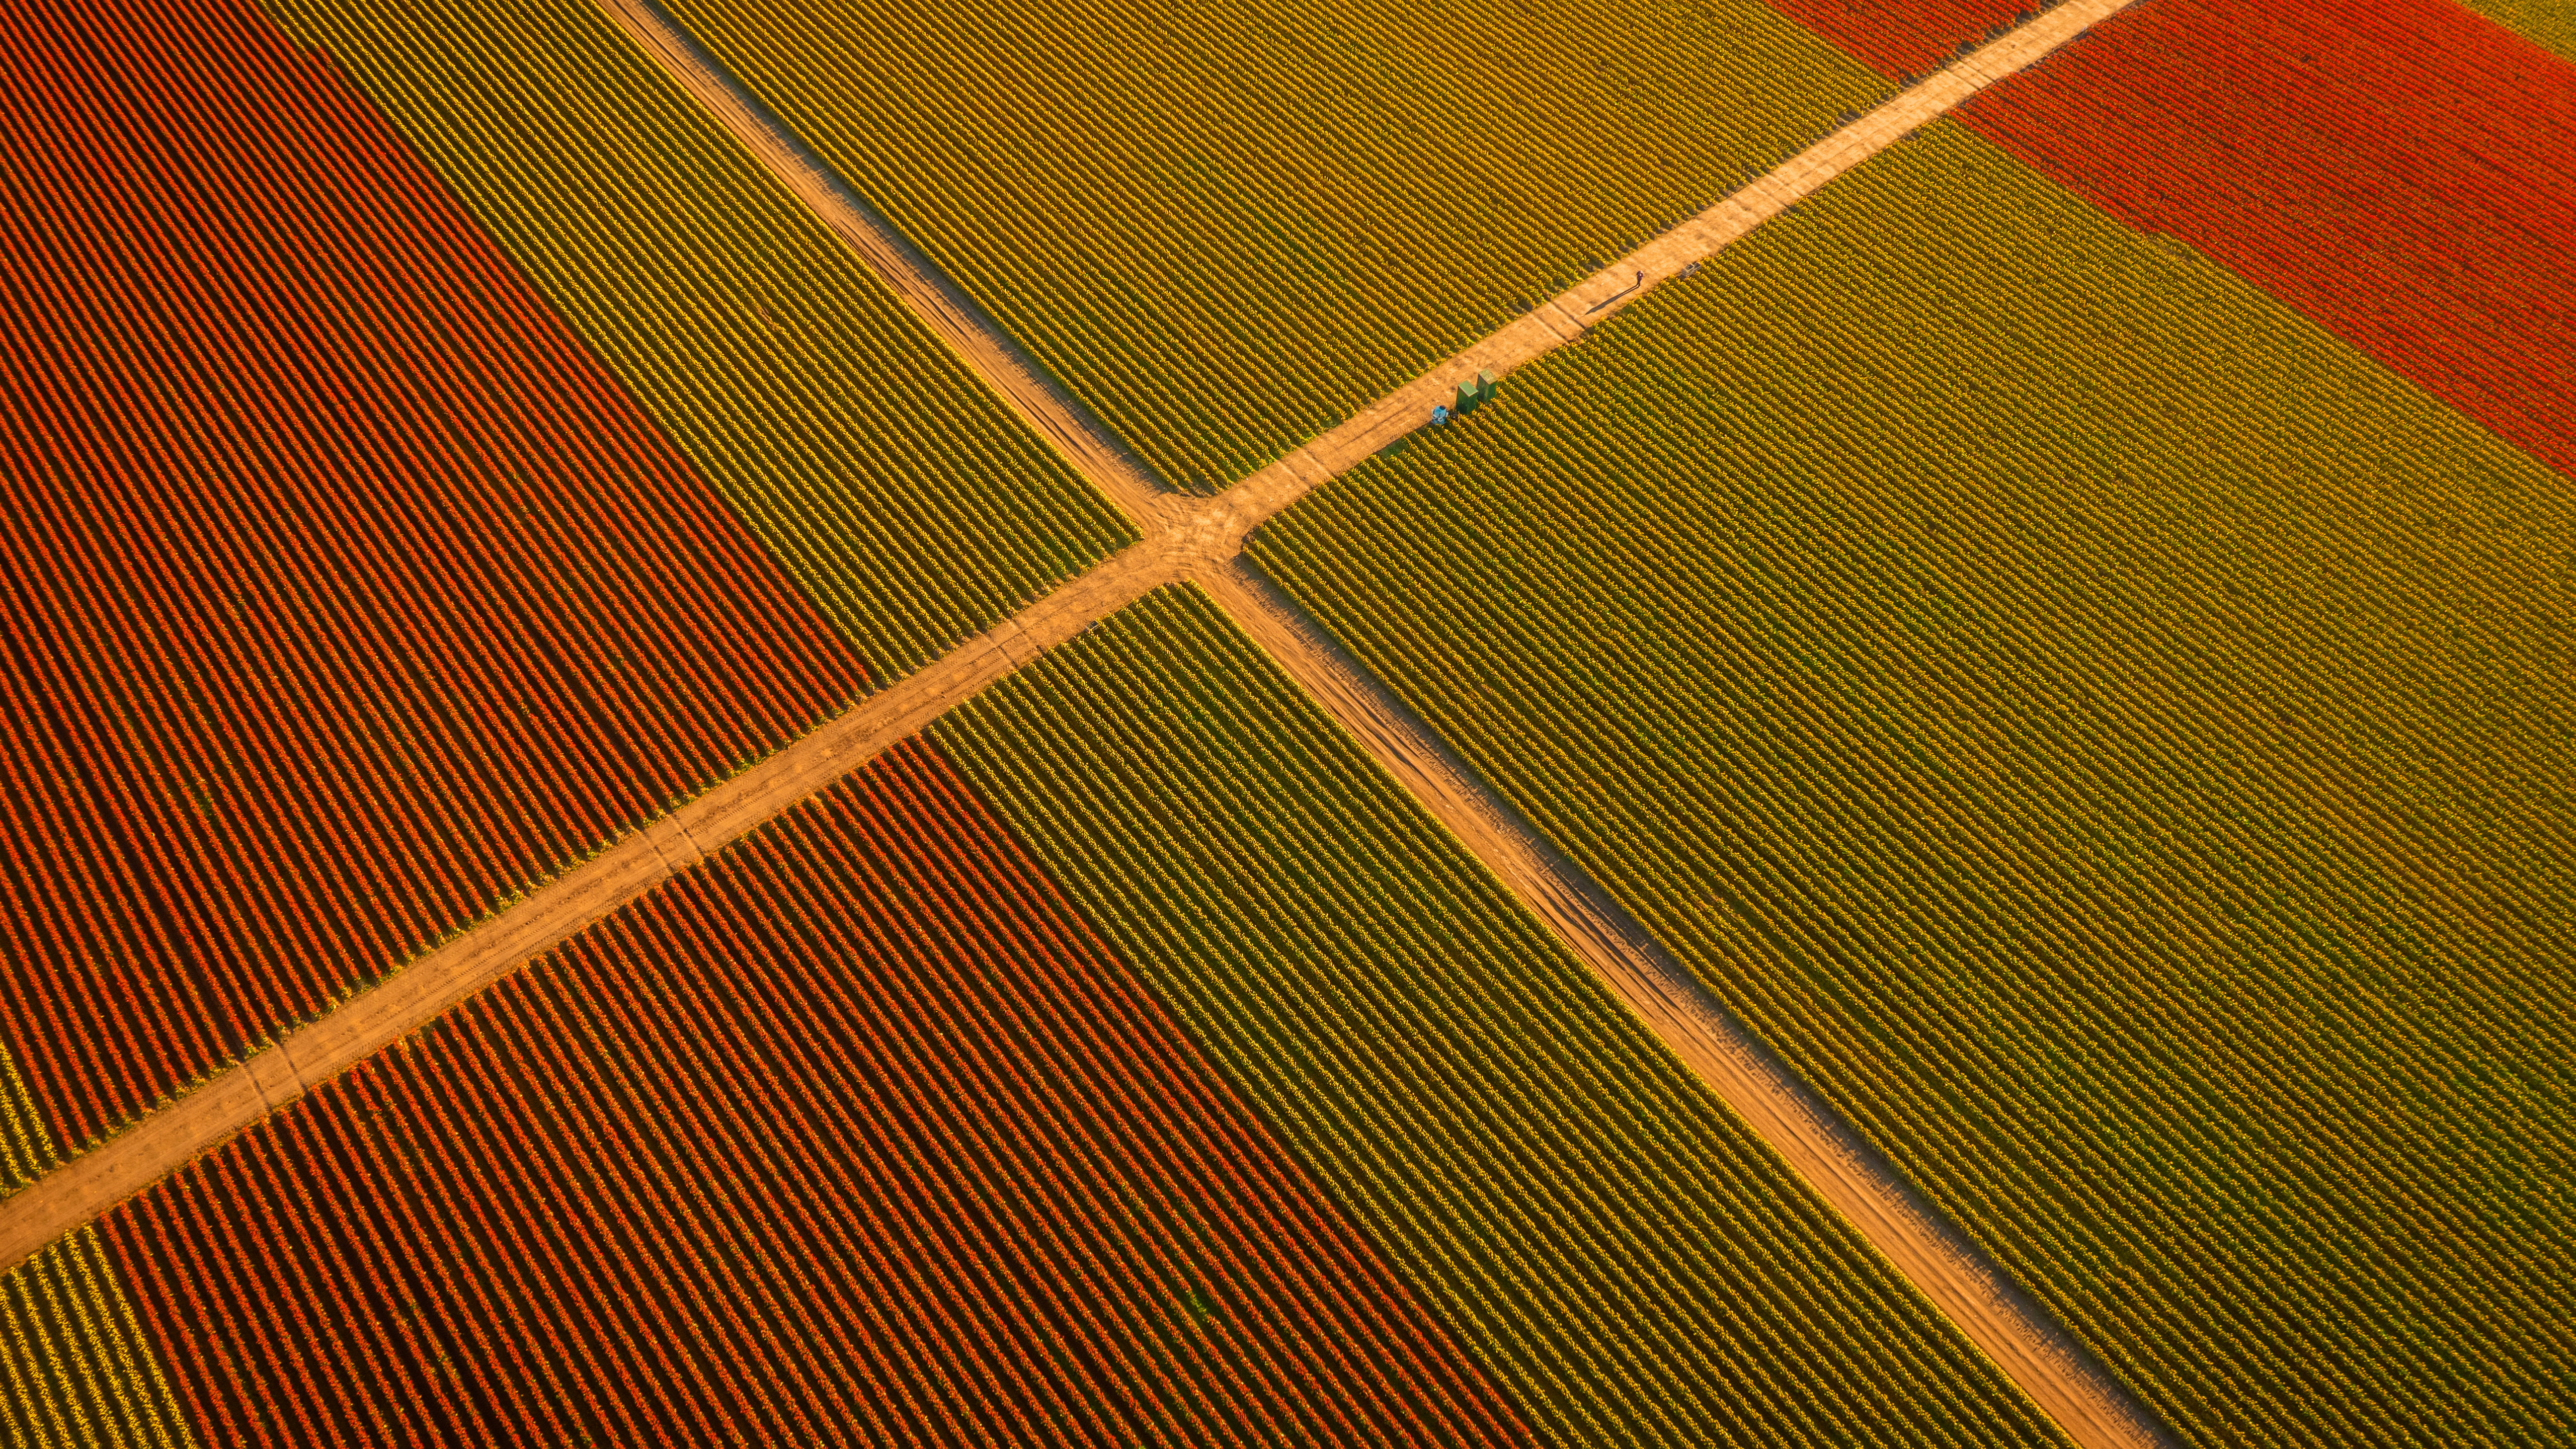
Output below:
[1199,560,2171,1449]
[594,0,1177,531]
[4,4,2161,1444]
[0,541,1181,1278]
[1205,0,2145,526]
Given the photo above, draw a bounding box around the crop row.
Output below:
[95,740,1521,1446]
[660,0,1897,490]
[0,0,884,1146]
[1251,121,2576,1449]
[265,0,1136,677]
[933,585,2073,1449]
[1779,0,2576,480]
[0,1231,185,1448]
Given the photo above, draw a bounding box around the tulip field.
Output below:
[1253,122,2576,1449]
[262,0,1136,676]
[0,0,896,1148]
[1776,0,2576,480]
[1773,0,2573,76]
[656,0,1896,490]
[97,741,1525,1447]
[7,0,2571,1444]
[931,586,2073,1449]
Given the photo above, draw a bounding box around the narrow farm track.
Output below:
[4,0,2152,1439]
[594,0,1175,529]
[1200,562,2172,1449]
[0,543,1180,1280]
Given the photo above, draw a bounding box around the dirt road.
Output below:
[0,540,1182,1278]
[594,0,1177,530]
[4,3,2162,1445]
[1198,560,2170,1449]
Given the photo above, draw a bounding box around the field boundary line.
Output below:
[2,6,2159,1447]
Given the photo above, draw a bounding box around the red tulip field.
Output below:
[1774,0,2576,478]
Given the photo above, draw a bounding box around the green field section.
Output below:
[0,1043,191,1448]
[262,0,1136,679]
[1252,121,2575,1448]
[659,0,1891,491]
[2461,0,2576,60]
[932,586,2069,1449]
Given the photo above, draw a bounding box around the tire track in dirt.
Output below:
[4,7,2159,1447]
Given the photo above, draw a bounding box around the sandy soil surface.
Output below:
[6,4,2161,1445]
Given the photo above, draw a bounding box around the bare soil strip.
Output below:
[596,0,1177,530]
[0,541,1180,1278]
[1199,561,2173,1449]
[4,5,2157,1445]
